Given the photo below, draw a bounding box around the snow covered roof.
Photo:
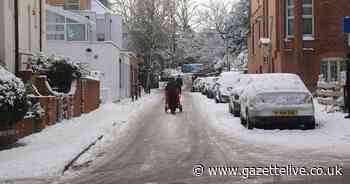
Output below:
[91,0,112,14]
[46,5,95,25]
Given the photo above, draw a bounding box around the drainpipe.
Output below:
[294,0,304,76]
[14,0,19,76]
[39,0,42,51]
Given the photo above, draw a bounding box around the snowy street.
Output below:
[5,88,349,184]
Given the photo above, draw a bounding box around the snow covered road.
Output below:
[52,90,350,184]
[0,92,160,183]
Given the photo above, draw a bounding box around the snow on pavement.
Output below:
[191,92,350,157]
[0,92,160,181]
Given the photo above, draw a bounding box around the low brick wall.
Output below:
[16,117,36,139]
[82,78,100,113]
[0,72,101,146]
[31,96,58,126]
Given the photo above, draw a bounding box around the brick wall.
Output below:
[82,78,100,113]
[248,0,350,91]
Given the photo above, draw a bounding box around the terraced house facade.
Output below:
[248,0,350,91]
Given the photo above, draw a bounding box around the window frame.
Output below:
[64,0,80,10]
[302,0,314,39]
[286,0,294,38]
[47,13,88,41]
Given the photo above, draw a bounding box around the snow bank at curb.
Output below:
[0,92,160,180]
[191,93,350,156]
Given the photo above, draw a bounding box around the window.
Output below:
[286,0,294,37]
[320,59,346,82]
[64,0,80,10]
[97,33,105,41]
[46,11,87,41]
[67,24,86,41]
[302,0,314,37]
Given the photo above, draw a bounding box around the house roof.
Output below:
[46,5,95,25]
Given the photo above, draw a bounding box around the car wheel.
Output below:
[303,118,316,130]
[233,110,240,117]
[246,110,254,130]
[240,112,246,125]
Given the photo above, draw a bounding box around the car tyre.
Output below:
[233,110,240,117]
[246,110,254,130]
[303,118,316,130]
[240,112,246,125]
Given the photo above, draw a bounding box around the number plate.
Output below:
[273,110,298,117]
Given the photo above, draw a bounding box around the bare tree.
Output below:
[196,0,233,38]
[176,0,197,32]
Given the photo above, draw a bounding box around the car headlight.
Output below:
[227,87,233,91]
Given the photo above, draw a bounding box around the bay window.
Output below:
[46,11,88,41]
[320,59,346,82]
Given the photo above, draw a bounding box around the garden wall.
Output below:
[0,74,101,145]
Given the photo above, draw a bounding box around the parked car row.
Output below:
[192,73,316,130]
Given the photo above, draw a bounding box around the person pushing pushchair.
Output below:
[165,77,183,114]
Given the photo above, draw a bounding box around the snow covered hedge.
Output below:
[30,54,85,93]
[0,67,29,124]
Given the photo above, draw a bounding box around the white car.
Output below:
[215,72,241,103]
[228,74,263,116]
[240,74,315,130]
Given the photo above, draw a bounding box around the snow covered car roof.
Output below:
[217,72,240,87]
[231,74,264,94]
[246,73,310,95]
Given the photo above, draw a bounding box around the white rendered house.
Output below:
[46,4,130,103]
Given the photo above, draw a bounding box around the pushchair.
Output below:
[165,89,183,114]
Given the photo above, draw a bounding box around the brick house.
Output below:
[248,0,350,91]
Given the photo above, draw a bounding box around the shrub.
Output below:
[47,58,82,93]
[0,67,29,124]
[30,54,85,93]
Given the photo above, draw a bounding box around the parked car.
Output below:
[214,72,241,103]
[240,74,315,130]
[228,74,262,116]
[192,77,204,92]
[207,82,219,99]
[202,77,218,95]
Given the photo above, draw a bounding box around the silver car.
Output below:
[240,74,315,130]
[228,74,263,116]
[215,72,240,103]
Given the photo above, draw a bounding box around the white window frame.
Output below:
[286,0,294,38]
[47,15,88,41]
[64,0,80,10]
[302,0,314,39]
[66,22,88,41]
